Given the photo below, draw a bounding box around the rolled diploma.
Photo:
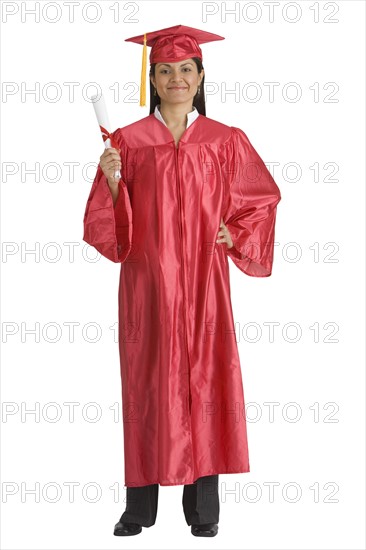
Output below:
[91,94,121,179]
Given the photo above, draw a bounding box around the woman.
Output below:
[83,25,281,537]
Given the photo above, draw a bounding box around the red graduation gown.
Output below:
[83,113,281,487]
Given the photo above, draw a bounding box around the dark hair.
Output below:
[148,57,206,116]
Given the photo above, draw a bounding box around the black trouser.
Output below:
[120,475,220,527]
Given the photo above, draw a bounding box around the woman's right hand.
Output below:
[100,148,122,187]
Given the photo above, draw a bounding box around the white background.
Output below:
[1,1,365,549]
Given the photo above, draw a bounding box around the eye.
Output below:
[182,68,191,72]
[160,69,169,74]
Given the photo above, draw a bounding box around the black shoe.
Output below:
[113,521,142,536]
[191,523,218,537]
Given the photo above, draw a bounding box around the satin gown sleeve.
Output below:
[83,130,132,263]
[221,126,281,277]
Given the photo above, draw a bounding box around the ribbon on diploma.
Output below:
[100,125,119,150]
[91,94,121,179]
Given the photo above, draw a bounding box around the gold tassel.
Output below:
[140,32,147,107]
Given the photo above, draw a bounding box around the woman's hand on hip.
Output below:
[216,218,234,249]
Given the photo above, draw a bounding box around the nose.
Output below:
[170,70,184,83]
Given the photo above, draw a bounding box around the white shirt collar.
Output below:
[154,104,199,129]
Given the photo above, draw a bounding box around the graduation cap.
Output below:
[124,25,225,107]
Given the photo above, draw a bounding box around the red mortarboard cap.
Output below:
[124,25,225,107]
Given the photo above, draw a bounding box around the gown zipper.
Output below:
[174,142,192,416]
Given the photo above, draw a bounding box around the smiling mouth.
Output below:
[168,87,188,90]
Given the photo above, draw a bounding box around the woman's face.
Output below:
[150,58,204,106]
